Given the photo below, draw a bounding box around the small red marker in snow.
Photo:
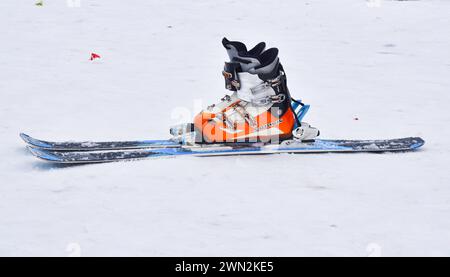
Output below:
[90,53,101,61]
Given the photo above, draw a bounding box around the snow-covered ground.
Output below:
[1,0,449,256]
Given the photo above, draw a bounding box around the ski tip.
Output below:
[26,146,61,162]
[410,137,425,150]
[20,133,52,148]
[19,132,30,142]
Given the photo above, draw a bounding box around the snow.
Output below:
[1,0,450,256]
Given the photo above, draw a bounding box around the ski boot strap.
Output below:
[223,62,242,91]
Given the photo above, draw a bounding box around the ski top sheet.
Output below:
[20,133,181,151]
[25,137,425,164]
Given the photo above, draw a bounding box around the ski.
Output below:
[20,133,181,151]
[25,137,425,164]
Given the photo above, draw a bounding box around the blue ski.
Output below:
[20,133,181,151]
[25,137,425,164]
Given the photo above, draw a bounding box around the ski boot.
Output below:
[171,38,319,144]
[195,38,319,144]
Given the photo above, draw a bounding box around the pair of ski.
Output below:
[20,133,425,164]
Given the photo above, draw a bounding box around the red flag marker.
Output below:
[90,53,101,61]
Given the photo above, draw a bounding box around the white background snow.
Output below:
[0,0,449,256]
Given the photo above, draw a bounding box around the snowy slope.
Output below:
[1,0,450,256]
